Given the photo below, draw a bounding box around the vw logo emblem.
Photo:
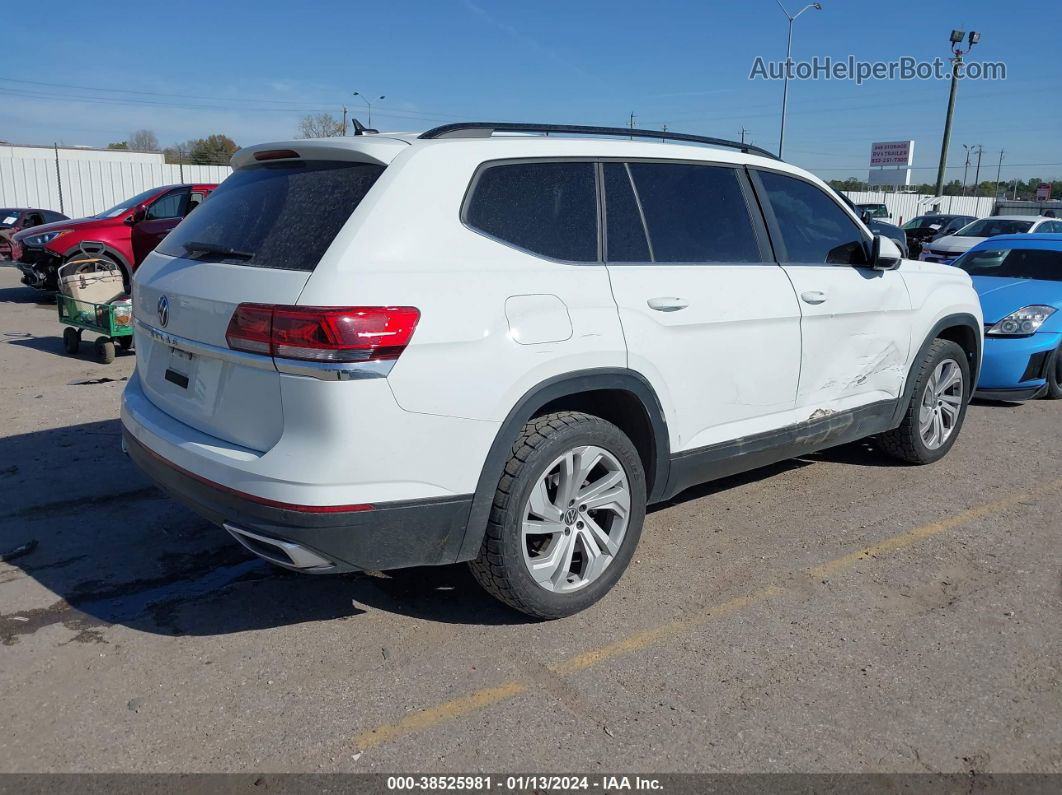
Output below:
[564,507,579,526]
[157,295,170,327]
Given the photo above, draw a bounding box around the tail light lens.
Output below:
[225,304,420,363]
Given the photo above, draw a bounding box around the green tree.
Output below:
[107,141,129,150]
[186,134,239,165]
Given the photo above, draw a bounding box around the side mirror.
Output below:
[871,234,903,270]
[127,206,147,225]
[860,210,873,225]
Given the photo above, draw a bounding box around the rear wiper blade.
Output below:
[182,241,255,260]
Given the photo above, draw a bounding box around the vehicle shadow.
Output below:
[970,397,1026,408]
[0,420,530,644]
[0,283,54,305]
[649,459,809,512]
[7,334,134,362]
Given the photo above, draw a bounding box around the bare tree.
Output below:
[297,113,345,138]
[128,129,160,152]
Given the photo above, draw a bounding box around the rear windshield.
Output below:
[955,247,1062,281]
[157,160,384,271]
[955,219,1033,237]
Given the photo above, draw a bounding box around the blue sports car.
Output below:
[952,233,1062,401]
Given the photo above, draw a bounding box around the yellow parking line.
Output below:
[808,477,1062,578]
[352,478,1062,751]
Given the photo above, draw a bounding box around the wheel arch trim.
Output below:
[454,368,671,563]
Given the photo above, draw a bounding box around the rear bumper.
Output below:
[124,429,473,572]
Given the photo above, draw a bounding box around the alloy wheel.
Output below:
[919,358,964,450]
[521,445,631,593]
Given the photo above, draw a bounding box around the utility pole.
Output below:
[934,29,980,197]
[961,145,971,195]
[775,1,823,159]
[972,145,984,196]
[994,149,1004,198]
[741,127,749,144]
[629,111,636,140]
[342,106,348,136]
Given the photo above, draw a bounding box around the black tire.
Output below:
[62,327,80,354]
[878,339,971,464]
[468,412,647,619]
[1043,342,1062,400]
[94,337,116,364]
[116,335,133,351]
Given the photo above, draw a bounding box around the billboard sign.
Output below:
[870,140,914,167]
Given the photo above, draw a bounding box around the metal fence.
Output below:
[840,191,996,225]
[0,157,232,219]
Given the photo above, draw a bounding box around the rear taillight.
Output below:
[225,304,420,363]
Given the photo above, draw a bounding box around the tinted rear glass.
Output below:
[157,160,384,270]
[465,162,598,262]
[628,163,760,263]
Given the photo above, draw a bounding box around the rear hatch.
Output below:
[132,142,400,451]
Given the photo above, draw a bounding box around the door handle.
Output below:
[800,290,828,305]
[647,297,689,312]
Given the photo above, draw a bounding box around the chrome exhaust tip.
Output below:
[224,523,335,572]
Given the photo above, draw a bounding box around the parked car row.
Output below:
[916,214,1062,265]
[902,213,976,258]
[9,183,217,290]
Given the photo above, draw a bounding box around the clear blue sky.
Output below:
[4,0,1060,183]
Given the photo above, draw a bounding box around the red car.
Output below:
[14,183,216,290]
[1,207,69,260]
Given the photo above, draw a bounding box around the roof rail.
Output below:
[418,122,779,160]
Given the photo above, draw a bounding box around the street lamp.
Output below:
[776,1,822,159]
[353,91,386,128]
[933,30,980,196]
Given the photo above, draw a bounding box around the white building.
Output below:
[0,143,164,165]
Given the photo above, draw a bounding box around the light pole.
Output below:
[353,91,385,128]
[933,29,979,197]
[776,1,822,159]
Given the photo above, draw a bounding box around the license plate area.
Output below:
[164,347,196,390]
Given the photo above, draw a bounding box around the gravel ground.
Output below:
[0,264,1059,774]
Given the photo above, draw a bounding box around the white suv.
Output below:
[121,122,983,618]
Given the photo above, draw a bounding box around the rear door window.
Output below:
[465,161,598,262]
[626,162,761,263]
[756,170,869,266]
[157,160,385,270]
[603,163,651,262]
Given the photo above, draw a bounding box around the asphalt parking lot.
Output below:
[0,263,1059,774]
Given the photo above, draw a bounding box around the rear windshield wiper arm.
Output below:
[182,241,255,260]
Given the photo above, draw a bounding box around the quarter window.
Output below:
[757,171,869,265]
[626,162,761,263]
[465,162,598,262]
